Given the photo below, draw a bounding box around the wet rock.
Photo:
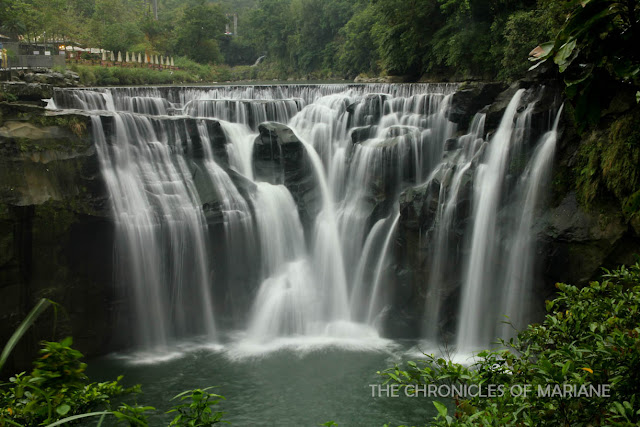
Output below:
[448,81,508,128]
[253,122,320,229]
[0,107,114,374]
[348,93,390,127]
[444,137,459,152]
[350,126,375,144]
[184,118,228,164]
[539,192,628,285]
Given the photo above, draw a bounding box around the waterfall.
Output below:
[456,90,527,352]
[245,183,314,341]
[90,114,216,349]
[53,83,558,354]
[498,105,564,338]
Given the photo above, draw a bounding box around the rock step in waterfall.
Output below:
[52,83,561,356]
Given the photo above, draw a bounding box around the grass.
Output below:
[68,56,267,86]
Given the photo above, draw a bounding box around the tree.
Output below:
[337,2,380,77]
[371,0,444,76]
[245,0,294,65]
[89,0,146,51]
[174,0,226,64]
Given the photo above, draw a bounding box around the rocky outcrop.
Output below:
[20,69,80,87]
[347,93,389,127]
[540,100,640,287]
[448,81,508,128]
[184,118,229,165]
[253,122,320,228]
[0,103,114,375]
[1,82,54,106]
[353,75,408,84]
[539,192,629,285]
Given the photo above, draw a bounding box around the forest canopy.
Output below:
[0,0,637,85]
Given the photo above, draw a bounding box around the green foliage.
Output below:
[0,299,52,373]
[174,0,226,64]
[0,91,19,103]
[0,300,231,426]
[379,262,640,426]
[112,403,156,426]
[501,10,550,80]
[371,0,443,76]
[575,107,640,212]
[167,387,227,426]
[0,338,138,426]
[530,0,640,125]
[336,3,379,77]
[1,0,597,80]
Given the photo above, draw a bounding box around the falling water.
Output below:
[498,105,564,337]
[422,114,485,342]
[456,90,527,352]
[52,83,559,355]
[90,114,216,349]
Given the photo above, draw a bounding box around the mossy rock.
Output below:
[602,110,640,201]
[575,107,640,213]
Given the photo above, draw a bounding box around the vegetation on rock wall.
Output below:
[530,0,639,126]
[575,107,640,226]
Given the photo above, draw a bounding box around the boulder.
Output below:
[184,118,228,164]
[253,122,320,229]
[348,93,390,127]
[350,126,376,144]
[448,81,508,128]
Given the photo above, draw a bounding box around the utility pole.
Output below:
[148,0,158,20]
[234,13,238,36]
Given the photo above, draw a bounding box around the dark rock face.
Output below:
[253,122,320,229]
[184,118,229,165]
[347,93,390,127]
[539,192,629,285]
[448,81,508,128]
[350,126,376,144]
[0,105,116,375]
[393,166,473,338]
[540,101,640,288]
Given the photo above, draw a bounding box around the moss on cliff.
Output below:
[575,107,640,224]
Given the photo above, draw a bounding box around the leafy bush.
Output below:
[0,91,18,103]
[379,262,640,426]
[0,300,229,426]
[530,0,640,125]
[0,338,138,426]
[167,387,227,426]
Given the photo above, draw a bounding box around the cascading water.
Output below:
[89,113,216,349]
[456,90,528,352]
[53,83,560,357]
[497,104,564,339]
